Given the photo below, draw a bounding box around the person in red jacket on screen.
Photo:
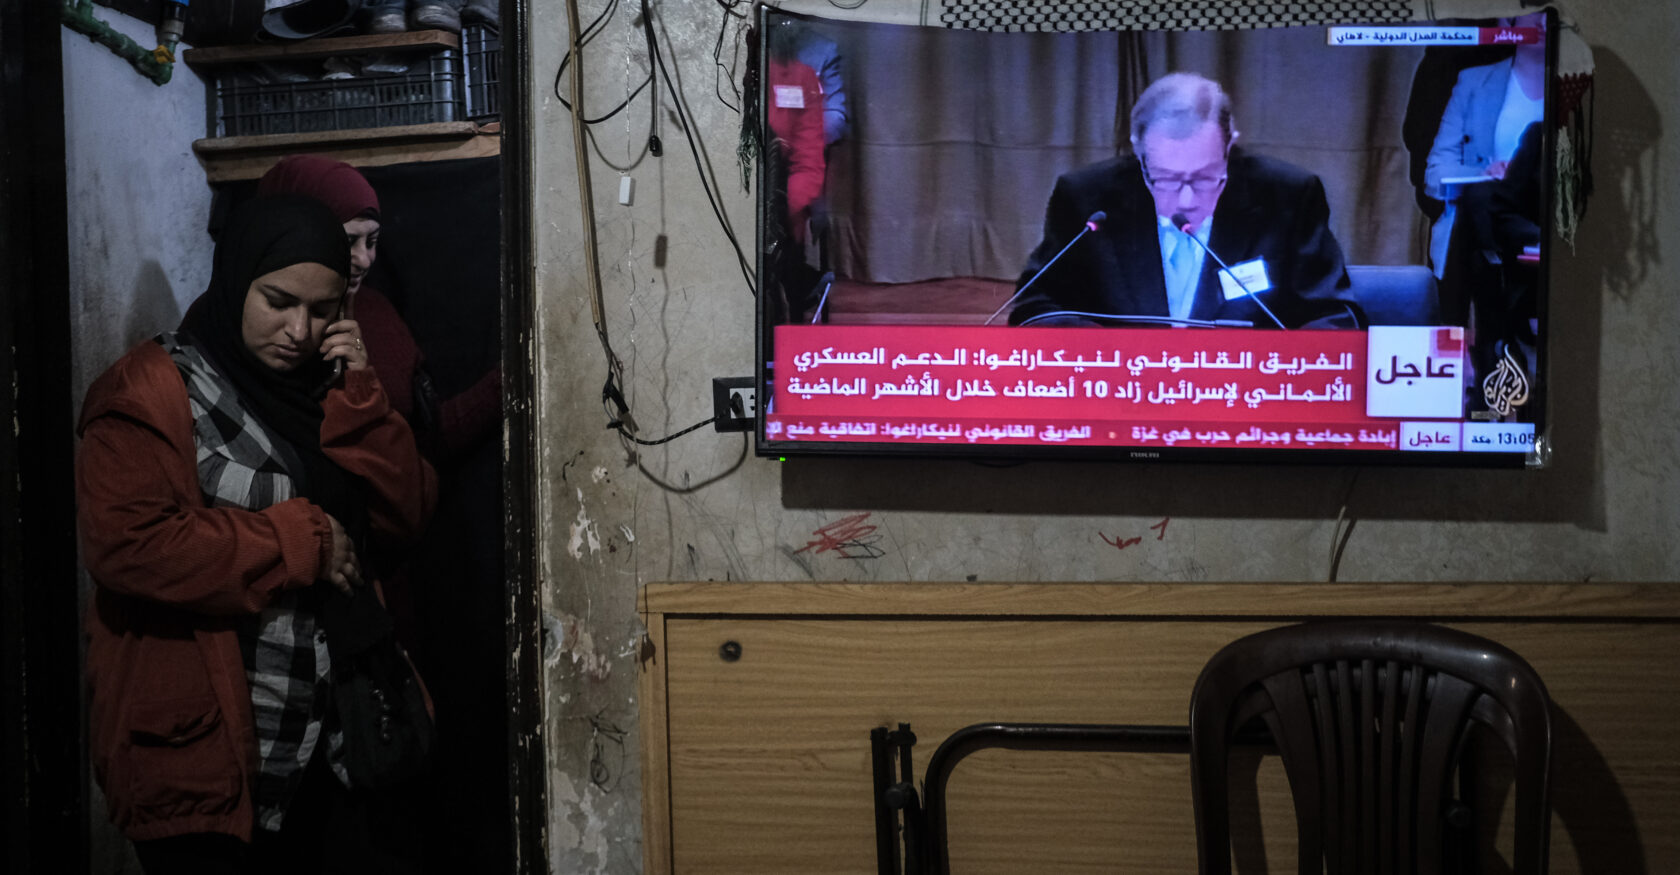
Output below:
[765,25,828,246]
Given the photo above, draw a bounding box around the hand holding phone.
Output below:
[316,291,364,394]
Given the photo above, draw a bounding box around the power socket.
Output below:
[712,377,757,432]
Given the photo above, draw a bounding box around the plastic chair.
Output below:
[1189,621,1552,875]
[1346,265,1441,325]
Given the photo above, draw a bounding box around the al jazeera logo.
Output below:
[1482,343,1529,417]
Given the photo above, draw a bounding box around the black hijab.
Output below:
[180,195,364,539]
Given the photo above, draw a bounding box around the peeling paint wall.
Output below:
[533,1,1680,872]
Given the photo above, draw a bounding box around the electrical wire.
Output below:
[711,11,745,114]
[564,0,621,392]
[560,72,652,126]
[612,414,718,445]
[583,121,652,174]
[554,0,621,93]
[564,0,769,453]
[551,0,653,126]
[1326,470,1362,582]
[643,0,757,293]
[554,0,658,172]
[563,0,759,451]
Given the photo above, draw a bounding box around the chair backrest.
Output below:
[1346,265,1441,325]
[1189,622,1552,875]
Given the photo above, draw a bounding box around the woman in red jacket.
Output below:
[76,195,436,873]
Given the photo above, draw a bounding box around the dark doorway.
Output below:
[8,0,544,871]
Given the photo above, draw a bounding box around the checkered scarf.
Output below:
[161,332,346,832]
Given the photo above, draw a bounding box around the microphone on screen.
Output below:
[984,211,1107,326]
[1170,212,1287,330]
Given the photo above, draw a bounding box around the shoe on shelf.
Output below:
[263,0,358,39]
[462,0,499,28]
[362,9,408,33]
[410,3,461,33]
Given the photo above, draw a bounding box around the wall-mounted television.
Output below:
[755,7,1556,466]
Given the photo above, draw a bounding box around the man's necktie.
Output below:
[1165,229,1198,320]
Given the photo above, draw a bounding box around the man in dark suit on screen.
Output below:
[1008,73,1357,329]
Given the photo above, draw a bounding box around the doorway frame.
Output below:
[3,0,548,870]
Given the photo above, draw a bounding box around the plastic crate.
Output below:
[461,24,500,122]
[213,50,462,137]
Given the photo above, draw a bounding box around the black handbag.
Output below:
[321,582,435,790]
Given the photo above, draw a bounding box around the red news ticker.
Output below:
[769,324,1410,450]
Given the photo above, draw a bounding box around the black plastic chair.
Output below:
[1189,621,1553,875]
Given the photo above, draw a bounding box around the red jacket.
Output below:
[354,285,501,463]
[75,339,436,842]
[766,57,827,242]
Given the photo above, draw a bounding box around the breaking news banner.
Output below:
[767,325,1532,453]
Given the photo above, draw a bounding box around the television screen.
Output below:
[755,8,1555,465]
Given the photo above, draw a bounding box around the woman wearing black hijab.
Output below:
[76,195,436,873]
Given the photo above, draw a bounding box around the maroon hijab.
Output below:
[257,154,380,223]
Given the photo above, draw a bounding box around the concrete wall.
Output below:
[62,11,213,874]
[63,11,213,410]
[531,1,1680,873]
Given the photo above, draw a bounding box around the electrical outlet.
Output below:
[712,377,756,432]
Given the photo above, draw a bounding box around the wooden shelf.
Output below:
[192,121,500,183]
[184,30,496,183]
[182,30,460,68]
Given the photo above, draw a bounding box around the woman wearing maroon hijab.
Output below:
[256,155,501,463]
[255,155,505,686]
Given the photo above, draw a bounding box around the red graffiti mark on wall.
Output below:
[1100,518,1171,551]
[1099,531,1143,550]
[795,512,885,558]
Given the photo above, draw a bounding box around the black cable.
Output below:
[1326,470,1362,582]
[602,383,726,446]
[711,11,743,114]
[644,0,757,294]
[572,0,760,454]
[583,122,652,174]
[560,74,652,126]
[553,0,620,98]
[551,0,654,126]
[602,374,727,446]
[613,416,719,445]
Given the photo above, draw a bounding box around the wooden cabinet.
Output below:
[640,582,1680,874]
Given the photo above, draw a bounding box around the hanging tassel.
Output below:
[738,24,762,193]
[1553,72,1594,250]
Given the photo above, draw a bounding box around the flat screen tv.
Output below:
[755,7,1556,466]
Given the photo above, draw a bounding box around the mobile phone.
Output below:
[316,289,357,395]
